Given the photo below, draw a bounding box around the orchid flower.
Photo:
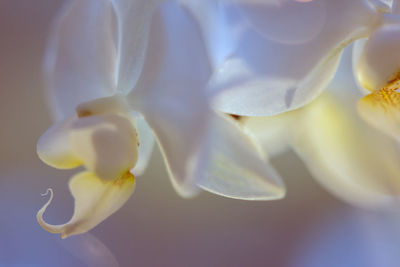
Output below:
[242,48,400,208]
[36,0,285,238]
[178,0,400,206]
[182,0,400,139]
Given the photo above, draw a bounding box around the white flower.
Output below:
[179,0,400,206]
[183,0,400,139]
[36,0,285,238]
[243,48,400,208]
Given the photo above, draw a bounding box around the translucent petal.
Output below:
[356,23,400,92]
[291,94,400,207]
[111,0,163,94]
[70,114,138,180]
[37,116,81,169]
[196,113,285,200]
[192,0,382,115]
[37,171,135,239]
[210,50,342,115]
[358,88,400,139]
[131,115,155,176]
[232,0,328,45]
[129,2,211,196]
[182,0,237,67]
[43,0,117,120]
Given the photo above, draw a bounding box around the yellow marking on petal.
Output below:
[37,171,135,239]
[359,86,400,139]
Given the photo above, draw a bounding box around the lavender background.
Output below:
[0,1,399,266]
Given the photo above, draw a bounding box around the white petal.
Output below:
[37,116,81,169]
[356,22,400,92]
[290,93,400,208]
[181,0,237,67]
[243,113,292,157]
[37,171,135,239]
[232,0,328,45]
[199,0,382,115]
[43,0,117,120]
[210,51,342,116]
[111,0,163,94]
[358,88,400,139]
[129,2,211,196]
[196,113,285,200]
[70,114,138,180]
[352,39,371,94]
[131,115,155,176]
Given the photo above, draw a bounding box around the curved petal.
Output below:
[290,94,400,208]
[70,114,139,181]
[352,39,370,94]
[355,23,400,92]
[43,0,118,120]
[131,115,155,176]
[210,50,342,116]
[111,0,163,94]
[358,88,400,139]
[188,0,383,115]
[129,2,211,196]
[196,113,285,200]
[354,23,400,138]
[37,171,135,239]
[37,116,81,169]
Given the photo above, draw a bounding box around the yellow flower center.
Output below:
[358,73,400,139]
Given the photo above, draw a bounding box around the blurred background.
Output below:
[1,1,400,266]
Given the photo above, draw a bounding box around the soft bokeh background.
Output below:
[1,1,400,266]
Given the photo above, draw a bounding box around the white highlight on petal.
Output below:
[131,115,155,176]
[37,116,81,169]
[352,39,371,95]
[37,171,135,239]
[197,113,285,200]
[356,22,400,92]
[70,114,138,180]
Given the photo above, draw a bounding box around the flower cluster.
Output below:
[37,0,400,238]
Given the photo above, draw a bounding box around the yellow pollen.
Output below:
[365,88,400,113]
[358,74,400,139]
